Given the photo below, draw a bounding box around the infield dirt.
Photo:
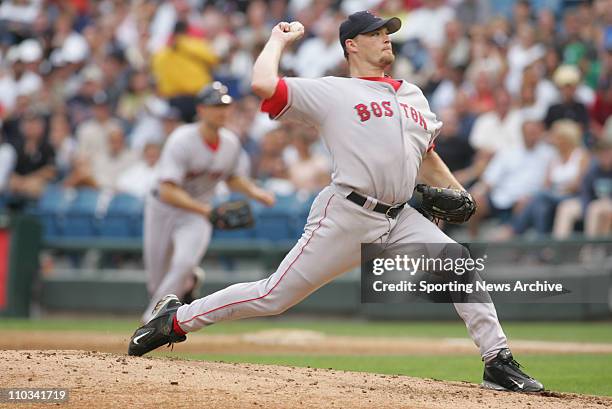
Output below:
[2,349,611,409]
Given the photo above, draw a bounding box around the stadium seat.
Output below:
[35,185,74,238]
[252,194,299,242]
[63,188,100,237]
[98,193,144,238]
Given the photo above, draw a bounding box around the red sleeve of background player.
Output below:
[260,79,288,118]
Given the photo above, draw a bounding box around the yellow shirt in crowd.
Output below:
[152,35,219,97]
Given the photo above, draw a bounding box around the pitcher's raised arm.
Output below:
[251,21,304,99]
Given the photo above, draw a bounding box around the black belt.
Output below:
[346,191,406,219]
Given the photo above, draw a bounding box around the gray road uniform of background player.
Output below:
[143,123,247,321]
[174,67,507,362]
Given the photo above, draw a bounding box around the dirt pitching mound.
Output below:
[2,350,610,409]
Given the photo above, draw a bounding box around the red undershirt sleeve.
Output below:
[260,78,288,118]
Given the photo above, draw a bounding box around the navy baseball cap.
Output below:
[339,11,401,52]
[195,81,233,106]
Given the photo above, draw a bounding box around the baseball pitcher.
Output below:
[129,11,543,393]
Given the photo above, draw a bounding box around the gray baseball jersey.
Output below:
[173,76,508,361]
[273,77,442,204]
[155,123,245,203]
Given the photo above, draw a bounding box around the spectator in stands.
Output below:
[544,65,590,131]
[454,0,491,27]
[536,8,557,48]
[152,20,219,122]
[256,127,294,195]
[65,123,137,190]
[91,124,138,190]
[235,0,273,54]
[452,90,477,140]
[116,142,161,198]
[147,0,194,54]
[0,0,42,44]
[469,88,523,152]
[255,127,287,179]
[443,19,471,69]
[10,39,44,99]
[460,88,523,186]
[433,108,474,177]
[49,111,77,179]
[117,70,154,124]
[8,109,56,198]
[590,77,612,138]
[0,91,29,147]
[466,68,496,115]
[431,63,466,114]
[402,0,456,49]
[518,65,553,121]
[66,64,103,130]
[287,127,330,194]
[99,50,131,109]
[0,131,16,193]
[466,34,506,96]
[75,91,119,162]
[553,127,612,239]
[0,64,18,118]
[505,24,545,95]
[129,101,181,153]
[468,120,556,238]
[292,14,344,78]
[510,0,533,29]
[499,120,590,239]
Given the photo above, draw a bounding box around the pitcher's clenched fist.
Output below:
[271,21,304,44]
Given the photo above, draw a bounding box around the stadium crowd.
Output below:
[0,0,610,240]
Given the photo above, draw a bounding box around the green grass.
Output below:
[175,353,612,396]
[1,318,612,343]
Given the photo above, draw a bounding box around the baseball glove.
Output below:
[209,200,255,230]
[414,184,476,224]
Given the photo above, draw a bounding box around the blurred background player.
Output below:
[141,82,274,322]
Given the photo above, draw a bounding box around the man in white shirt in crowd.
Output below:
[469,88,524,153]
[116,142,161,198]
[468,119,556,238]
[292,14,345,78]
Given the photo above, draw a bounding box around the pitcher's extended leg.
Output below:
[176,189,388,332]
[387,206,508,361]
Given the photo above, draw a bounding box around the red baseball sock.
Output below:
[172,314,186,336]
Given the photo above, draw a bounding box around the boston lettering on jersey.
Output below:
[185,169,224,181]
[354,101,428,130]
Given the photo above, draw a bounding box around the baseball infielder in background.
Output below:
[129,11,544,393]
[140,82,275,323]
